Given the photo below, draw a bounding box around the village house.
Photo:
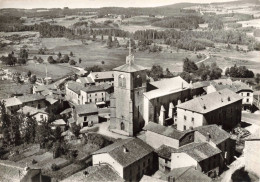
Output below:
[143,122,194,149]
[65,81,85,105]
[176,88,242,131]
[160,166,212,182]
[92,138,155,181]
[71,103,98,127]
[206,80,254,109]
[17,106,49,123]
[88,71,114,86]
[76,76,95,86]
[79,83,113,106]
[2,94,47,114]
[194,125,236,167]
[50,119,67,131]
[143,76,192,126]
[156,142,222,177]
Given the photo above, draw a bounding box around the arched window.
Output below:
[134,75,142,88]
[118,74,126,88]
[120,122,125,130]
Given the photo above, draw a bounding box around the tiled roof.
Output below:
[74,103,98,115]
[156,142,221,161]
[17,94,46,103]
[61,165,124,182]
[177,88,242,114]
[143,122,194,140]
[45,96,58,105]
[212,82,253,93]
[141,175,166,182]
[77,77,94,84]
[192,81,210,89]
[93,138,154,167]
[0,160,27,182]
[81,84,110,93]
[66,82,85,94]
[176,142,221,162]
[160,166,212,182]
[144,76,190,100]
[89,71,114,80]
[2,97,22,107]
[17,106,47,116]
[114,63,147,73]
[194,125,230,145]
[149,76,189,90]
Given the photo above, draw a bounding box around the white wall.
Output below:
[177,108,204,131]
[171,153,197,170]
[145,131,179,149]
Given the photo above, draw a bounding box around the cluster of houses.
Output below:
[0,48,259,182]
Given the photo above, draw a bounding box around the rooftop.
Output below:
[160,166,212,182]
[113,57,147,73]
[52,119,66,126]
[66,82,85,94]
[144,76,190,100]
[143,122,194,140]
[61,165,124,182]
[177,88,242,114]
[74,103,98,115]
[81,83,112,93]
[17,94,46,103]
[194,125,230,145]
[156,142,221,161]
[93,138,154,167]
[76,77,94,84]
[211,81,253,93]
[60,108,72,115]
[17,106,47,116]
[89,71,114,80]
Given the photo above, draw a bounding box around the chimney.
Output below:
[159,105,166,126]
[181,82,184,89]
[168,176,175,182]
[206,132,211,142]
[177,99,181,105]
[123,145,128,153]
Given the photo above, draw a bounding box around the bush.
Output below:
[32,159,37,164]
[51,163,60,171]
[69,59,76,65]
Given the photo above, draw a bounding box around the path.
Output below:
[196,54,210,64]
[221,156,245,182]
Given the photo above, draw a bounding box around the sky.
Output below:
[0,0,236,9]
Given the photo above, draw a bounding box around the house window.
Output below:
[40,114,43,119]
[246,99,249,102]
[102,98,104,101]
[89,99,92,102]
[191,117,194,122]
[184,125,186,130]
[102,93,104,95]
[95,99,97,102]
[247,93,250,96]
[84,116,87,121]
[120,122,125,130]
[184,115,186,120]
[95,93,97,96]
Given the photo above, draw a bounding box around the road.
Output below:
[221,156,245,182]
[196,54,210,64]
[242,111,260,126]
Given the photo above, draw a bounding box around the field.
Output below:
[0,80,33,100]
[4,63,77,80]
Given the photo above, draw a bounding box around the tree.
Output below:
[47,56,55,64]
[101,34,104,41]
[79,58,82,64]
[58,52,62,58]
[165,68,173,78]
[101,61,105,65]
[0,101,11,146]
[255,73,260,84]
[27,70,32,77]
[24,116,37,144]
[54,126,62,141]
[63,55,70,63]
[69,59,76,65]
[70,51,73,57]
[180,71,192,83]
[149,65,163,81]
[84,65,103,72]
[183,57,198,73]
[33,56,37,61]
[17,58,26,65]
[106,35,113,48]
[19,49,28,60]
[29,75,37,84]
[14,75,22,84]
[37,57,44,63]
[9,115,22,146]
[71,124,81,138]
[36,121,52,149]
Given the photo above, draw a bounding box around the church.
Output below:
[109,42,192,136]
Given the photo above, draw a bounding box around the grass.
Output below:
[5,63,77,80]
[0,80,33,100]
